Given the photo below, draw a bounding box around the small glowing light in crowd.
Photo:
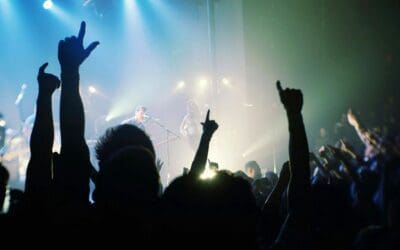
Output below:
[222,77,230,85]
[200,167,216,180]
[88,85,97,94]
[176,81,185,89]
[0,119,6,127]
[43,0,53,10]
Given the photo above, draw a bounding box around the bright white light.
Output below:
[176,81,185,89]
[222,77,230,85]
[199,78,208,87]
[43,0,53,10]
[105,115,112,122]
[88,85,97,94]
[200,167,216,180]
[0,119,6,127]
[124,0,134,10]
[195,77,209,94]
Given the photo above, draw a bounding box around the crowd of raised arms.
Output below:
[0,22,399,250]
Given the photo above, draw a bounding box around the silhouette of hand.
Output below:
[201,110,218,137]
[58,21,99,71]
[276,81,303,114]
[37,63,60,94]
[208,159,219,170]
[156,158,164,172]
[347,109,359,128]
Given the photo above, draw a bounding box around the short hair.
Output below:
[245,160,262,180]
[95,124,155,168]
[162,171,259,247]
[135,106,147,113]
[94,146,160,204]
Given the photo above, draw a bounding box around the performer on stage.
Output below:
[180,100,202,151]
[121,105,148,131]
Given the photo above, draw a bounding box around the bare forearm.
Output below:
[30,92,54,157]
[60,71,86,152]
[287,112,310,185]
[26,92,54,195]
[287,111,311,213]
[274,82,312,246]
[190,134,212,176]
[59,70,90,197]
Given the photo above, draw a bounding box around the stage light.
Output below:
[176,81,185,89]
[196,78,209,95]
[43,0,53,10]
[88,85,97,94]
[222,77,230,86]
[199,78,208,87]
[0,119,6,127]
[124,0,134,10]
[198,78,209,92]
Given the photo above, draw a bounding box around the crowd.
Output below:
[0,22,399,250]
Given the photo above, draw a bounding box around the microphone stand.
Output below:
[146,116,180,184]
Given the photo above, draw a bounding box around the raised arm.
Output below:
[347,109,368,144]
[277,81,311,213]
[347,109,380,150]
[25,63,60,201]
[260,162,290,247]
[262,162,290,215]
[57,21,99,202]
[189,110,218,177]
[274,81,311,248]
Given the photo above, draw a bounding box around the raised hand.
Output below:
[276,81,303,114]
[189,110,218,176]
[37,63,60,94]
[347,109,359,128]
[156,158,164,172]
[58,21,99,71]
[201,110,218,137]
[340,139,356,155]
